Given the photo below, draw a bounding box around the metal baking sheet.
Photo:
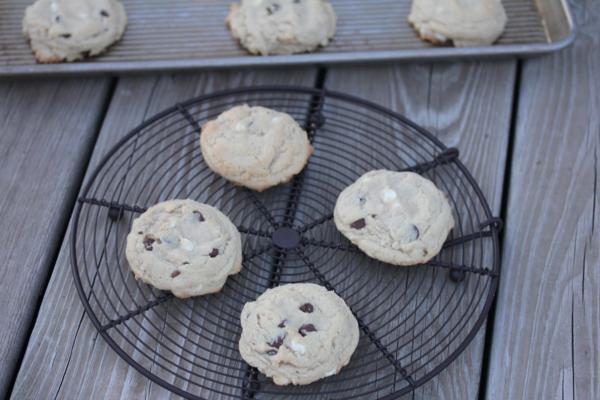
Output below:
[0,0,575,76]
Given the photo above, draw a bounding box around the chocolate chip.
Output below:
[266,3,280,14]
[143,235,155,251]
[209,248,219,258]
[55,16,61,22]
[299,303,313,313]
[299,324,317,337]
[182,261,190,265]
[278,320,287,328]
[60,33,71,39]
[171,270,181,278]
[193,210,205,222]
[138,231,143,235]
[268,335,285,349]
[100,10,109,17]
[266,350,278,356]
[350,218,366,230]
[358,196,366,206]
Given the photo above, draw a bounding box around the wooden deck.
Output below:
[1,0,598,398]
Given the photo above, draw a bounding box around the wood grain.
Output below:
[0,77,112,398]
[486,0,600,398]
[10,69,317,400]
[325,61,515,399]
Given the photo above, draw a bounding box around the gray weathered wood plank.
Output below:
[486,0,600,398]
[325,61,515,399]
[0,77,112,398]
[10,69,317,400]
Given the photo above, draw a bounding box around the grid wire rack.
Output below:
[71,86,502,399]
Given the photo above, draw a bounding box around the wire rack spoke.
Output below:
[78,197,148,214]
[425,260,497,277]
[176,103,202,134]
[295,248,417,388]
[442,231,493,249]
[402,147,459,174]
[303,87,327,139]
[282,174,308,227]
[237,226,273,239]
[441,217,502,248]
[298,213,333,233]
[243,188,278,228]
[300,237,360,253]
[280,91,326,227]
[100,294,173,332]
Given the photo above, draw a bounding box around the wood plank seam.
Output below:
[476,58,523,400]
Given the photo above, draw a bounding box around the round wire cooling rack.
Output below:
[71,86,502,400]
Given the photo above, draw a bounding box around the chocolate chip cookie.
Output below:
[239,283,359,385]
[125,199,242,299]
[23,0,127,63]
[334,171,455,266]
[200,105,313,191]
[408,0,507,47]
[226,0,337,55]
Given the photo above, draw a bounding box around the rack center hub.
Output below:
[271,227,300,249]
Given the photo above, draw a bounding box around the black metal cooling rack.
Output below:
[71,86,502,400]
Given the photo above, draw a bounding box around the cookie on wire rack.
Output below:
[334,170,455,266]
[200,105,313,191]
[239,283,359,385]
[125,199,242,299]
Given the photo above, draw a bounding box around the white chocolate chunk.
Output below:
[382,188,397,203]
[180,238,194,252]
[290,340,306,355]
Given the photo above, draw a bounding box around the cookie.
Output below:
[23,0,127,63]
[334,171,454,266]
[239,283,359,385]
[125,200,242,299]
[200,105,313,191]
[226,0,336,55]
[408,0,507,47]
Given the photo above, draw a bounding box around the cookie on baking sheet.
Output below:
[23,0,127,63]
[226,0,336,55]
[125,199,242,299]
[408,0,507,47]
[239,283,359,385]
[334,171,454,266]
[200,105,313,191]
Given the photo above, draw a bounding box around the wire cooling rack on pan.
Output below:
[71,86,502,399]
